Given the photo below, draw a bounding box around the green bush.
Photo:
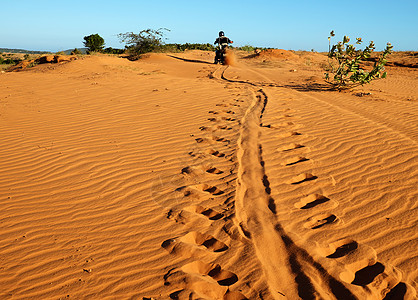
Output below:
[158,43,216,52]
[118,28,169,57]
[71,48,83,55]
[0,56,18,65]
[237,45,256,52]
[103,47,125,54]
[83,33,105,53]
[325,30,393,90]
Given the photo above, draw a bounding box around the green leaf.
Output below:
[343,36,350,44]
[382,72,387,79]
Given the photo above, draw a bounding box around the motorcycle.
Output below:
[215,43,230,65]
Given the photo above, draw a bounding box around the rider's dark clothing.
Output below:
[214,36,233,64]
[214,36,233,46]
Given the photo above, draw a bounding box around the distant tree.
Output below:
[83,34,105,53]
[118,28,169,57]
[71,48,83,55]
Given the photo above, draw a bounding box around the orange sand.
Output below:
[0,50,417,299]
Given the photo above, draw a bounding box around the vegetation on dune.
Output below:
[0,56,18,65]
[83,33,105,53]
[164,43,216,52]
[235,45,269,52]
[102,47,125,54]
[325,30,393,90]
[71,48,83,55]
[118,28,170,58]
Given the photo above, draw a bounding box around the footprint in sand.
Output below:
[170,287,247,300]
[215,124,232,130]
[206,166,224,174]
[383,282,416,299]
[199,184,225,195]
[223,117,236,122]
[212,136,230,143]
[351,262,386,286]
[208,149,226,158]
[278,121,296,126]
[177,184,224,197]
[294,194,330,209]
[208,110,219,114]
[195,137,209,144]
[162,231,228,254]
[278,143,305,152]
[166,205,225,225]
[304,213,339,229]
[165,269,246,300]
[282,108,296,113]
[351,262,408,298]
[288,173,317,184]
[195,136,229,145]
[188,150,205,159]
[319,239,359,259]
[181,261,238,286]
[282,114,294,118]
[274,121,304,130]
[283,156,309,166]
[181,165,223,176]
[320,238,414,297]
[194,205,224,220]
[181,166,204,176]
[278,131,302,138]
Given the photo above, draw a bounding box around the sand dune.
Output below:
[0,50,416,299]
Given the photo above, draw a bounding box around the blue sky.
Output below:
[2,0,417,52]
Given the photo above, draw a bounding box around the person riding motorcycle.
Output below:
[214,31,233,64]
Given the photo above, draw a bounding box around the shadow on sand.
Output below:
[283,82,333,92]
[167,55,214,65]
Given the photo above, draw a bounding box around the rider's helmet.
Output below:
[219,31,225,37]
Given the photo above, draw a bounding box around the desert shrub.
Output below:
[325,30,393,90]
[27,61,39,68]
[83,33,105,53]
[102,47,125,54]
[118,28,169,57]
[161,43,216,52]
[236,45,269,52]
[0,56,18,65]
[71,48,83,55]
[237,45,256,52]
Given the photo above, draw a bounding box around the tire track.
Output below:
[233,87,358,299]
